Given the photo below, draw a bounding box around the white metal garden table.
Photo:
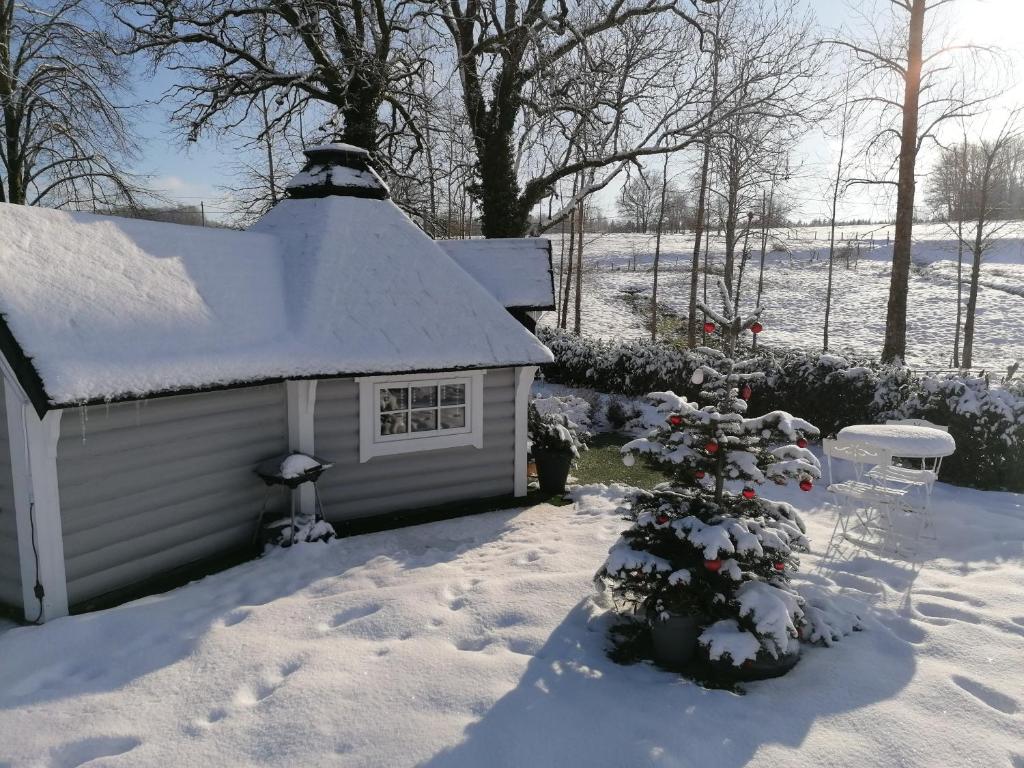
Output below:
[836,424,956,463]
[831,423,956,553]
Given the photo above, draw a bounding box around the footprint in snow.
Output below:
[448,596,469,611]
[329,604,382,628]
[882,617,927,645]
[951,675,1020,715]
[222,608,252,627]
[47,736,141,768]
[914,589,986,607]
[233,660,301,708]
[455,636,494,652]
[913,601,982,625]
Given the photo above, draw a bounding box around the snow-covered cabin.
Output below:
[0,144,554,622]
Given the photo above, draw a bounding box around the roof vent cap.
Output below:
[285,143,389,200]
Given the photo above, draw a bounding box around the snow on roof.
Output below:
[438,238,555,310]
[0,200,551,409]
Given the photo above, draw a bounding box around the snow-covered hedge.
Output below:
[538,328,1024,492]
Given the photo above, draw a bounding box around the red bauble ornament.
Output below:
[669,415,682,426]
[704,559,722,572]
[656,514,670,525]
[704,440,719,454]
[694,470,706,479]
[799,479,813,492]
[774,562,785,571]
[741,384,752,401]
[797,437,808,449]
[742,487,756,500]
[751,321,764,334]
[703,321,716,333]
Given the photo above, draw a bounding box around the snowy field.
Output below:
[1,477,1022,767]
[544,225,1024,372]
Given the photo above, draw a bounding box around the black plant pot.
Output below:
[533,448,574,494]
[649,611,704,670]
[701,643,801,682]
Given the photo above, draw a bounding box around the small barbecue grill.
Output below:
[254,452,334,545]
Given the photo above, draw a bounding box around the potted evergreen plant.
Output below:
[528,403,586,494]
[596,280,824,681]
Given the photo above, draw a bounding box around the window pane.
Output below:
[411,409,437,432]
[380,388,408,412]
[380,412,408,435]
[412,385,438,408]
[440,407,466,430]
[441,384,466,406]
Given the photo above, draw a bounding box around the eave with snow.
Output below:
[0,144,553,622]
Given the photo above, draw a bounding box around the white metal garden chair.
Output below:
[864,419,948,512]
[824,439,914,554]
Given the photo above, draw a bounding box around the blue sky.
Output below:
[130,0,1023,222]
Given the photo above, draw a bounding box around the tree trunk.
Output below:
[651,153,670,341]
[823,106,848,352]
[881,0,926,363]
[733,216,753,315]
[722,180,740,292]
[687,142,712,347]
[953,219,964,367]
[952,140,967,368]
[962,176,990,369]
[560,205,576,329]
[573,198,584,335]
[961,234,982,370]
[478,126,528,237]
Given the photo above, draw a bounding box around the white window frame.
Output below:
[358,371,485,462]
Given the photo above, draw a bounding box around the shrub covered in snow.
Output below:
[527,401,587,456]
[530,392,593,439]
[539,327,1024,491]
[895,374,1024,490]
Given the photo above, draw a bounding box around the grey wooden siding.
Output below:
[0,376,22,609]
[315,368,516,520]
[57,384,289,606]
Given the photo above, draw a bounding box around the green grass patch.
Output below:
[574,433,674,489]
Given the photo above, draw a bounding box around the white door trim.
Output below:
[4,377,68,622]
[286,380,318,519]
[514,366,538,497]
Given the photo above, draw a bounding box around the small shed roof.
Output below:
[0,164,552,413]
[438,238,555,311]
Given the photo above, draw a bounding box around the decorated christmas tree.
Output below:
[596,280,825,675]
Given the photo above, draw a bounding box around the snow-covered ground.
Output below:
[2,478,1022,767]
[544,226,1024,371]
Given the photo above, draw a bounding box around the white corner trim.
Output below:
[4,380,68,622]
[286,380,318,519]
[357,371,486,463]
[514,366,538,497]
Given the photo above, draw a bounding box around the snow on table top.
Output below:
[2,480,1023,767]
[438,238,554,309]
[0,200,551,406]
[837,424,956,457]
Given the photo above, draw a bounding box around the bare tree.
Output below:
[823,82,855,352]
[113,0,427,164]
[831,0,1000,362]
[0,0,141,206]
[650,152,671,339]
[943,118,1022,368]
[927,131,969,366]
[618,169,659,232]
